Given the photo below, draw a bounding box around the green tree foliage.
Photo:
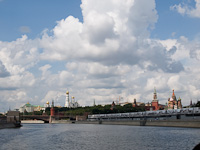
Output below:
[33,110,43,115]
[44,103,146,116]
[32,103,147,116]
[195,101,200,107]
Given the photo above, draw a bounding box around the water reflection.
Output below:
[0,124,199,150]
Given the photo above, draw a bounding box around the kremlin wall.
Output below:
[19,88,184,114]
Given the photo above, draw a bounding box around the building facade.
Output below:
[19,102,45,113]
[167,90,182,109]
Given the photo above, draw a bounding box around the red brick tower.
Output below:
[132,98,137,107]
[151,87,159,110]
[50,107,55,116]
[50,100,55,117]
[110,101,116,110]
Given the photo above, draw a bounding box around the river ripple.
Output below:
[0,124,200,150]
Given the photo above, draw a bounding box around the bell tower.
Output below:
[65,91,70,107]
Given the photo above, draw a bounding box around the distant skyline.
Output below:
[0,0,200,112]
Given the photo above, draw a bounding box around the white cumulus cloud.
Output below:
[171,0,200,18]
[1,0,200,111]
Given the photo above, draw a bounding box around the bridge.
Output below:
[20,107,200,123]
[21,115,76,123]
[88,107,200,121]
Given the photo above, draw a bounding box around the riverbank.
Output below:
[21,120,45,124]
[52,120,200,128]
[0,111,22,129]
[20,117,200,128]
[0,122,21,129]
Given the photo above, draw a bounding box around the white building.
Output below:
[65,91,79,108]
[65,91,70,107]
[19,102,34,113]
[19,102,45,113]
[44,101,50,108]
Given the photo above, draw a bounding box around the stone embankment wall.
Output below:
[21,120,45,124]
[0,123,17,129]
[75,120,200,128]
[145,120,200,128]
[51,120,72,124]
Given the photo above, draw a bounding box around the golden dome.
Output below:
[46,101,49,104]
[66,91,69,94]
[72,96,75,99]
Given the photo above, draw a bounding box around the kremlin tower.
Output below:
[151,87,160,110]
[50,100,55,117]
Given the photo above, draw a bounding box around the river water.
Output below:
[0,124,200,150]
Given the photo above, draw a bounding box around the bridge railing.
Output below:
[88,107,200,120]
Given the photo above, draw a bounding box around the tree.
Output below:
[195,101,200,107]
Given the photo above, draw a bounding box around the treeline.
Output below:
[44,103,146,116]
[190,101,200,107]
[22,110,43,116]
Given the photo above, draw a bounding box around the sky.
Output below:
[0,0,200,112]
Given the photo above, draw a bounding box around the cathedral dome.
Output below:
[46,101,49,105]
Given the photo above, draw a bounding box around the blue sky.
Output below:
[0,0,82,41]
[0,0,199,41]
[153,0,200,40]
[0,0,200,112]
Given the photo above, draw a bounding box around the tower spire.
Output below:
[172,89,175,96]
[51,99,54,107]
[153,87,157,100]
[190,99,192,106]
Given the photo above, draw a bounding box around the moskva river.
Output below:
[0,124,200,150]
